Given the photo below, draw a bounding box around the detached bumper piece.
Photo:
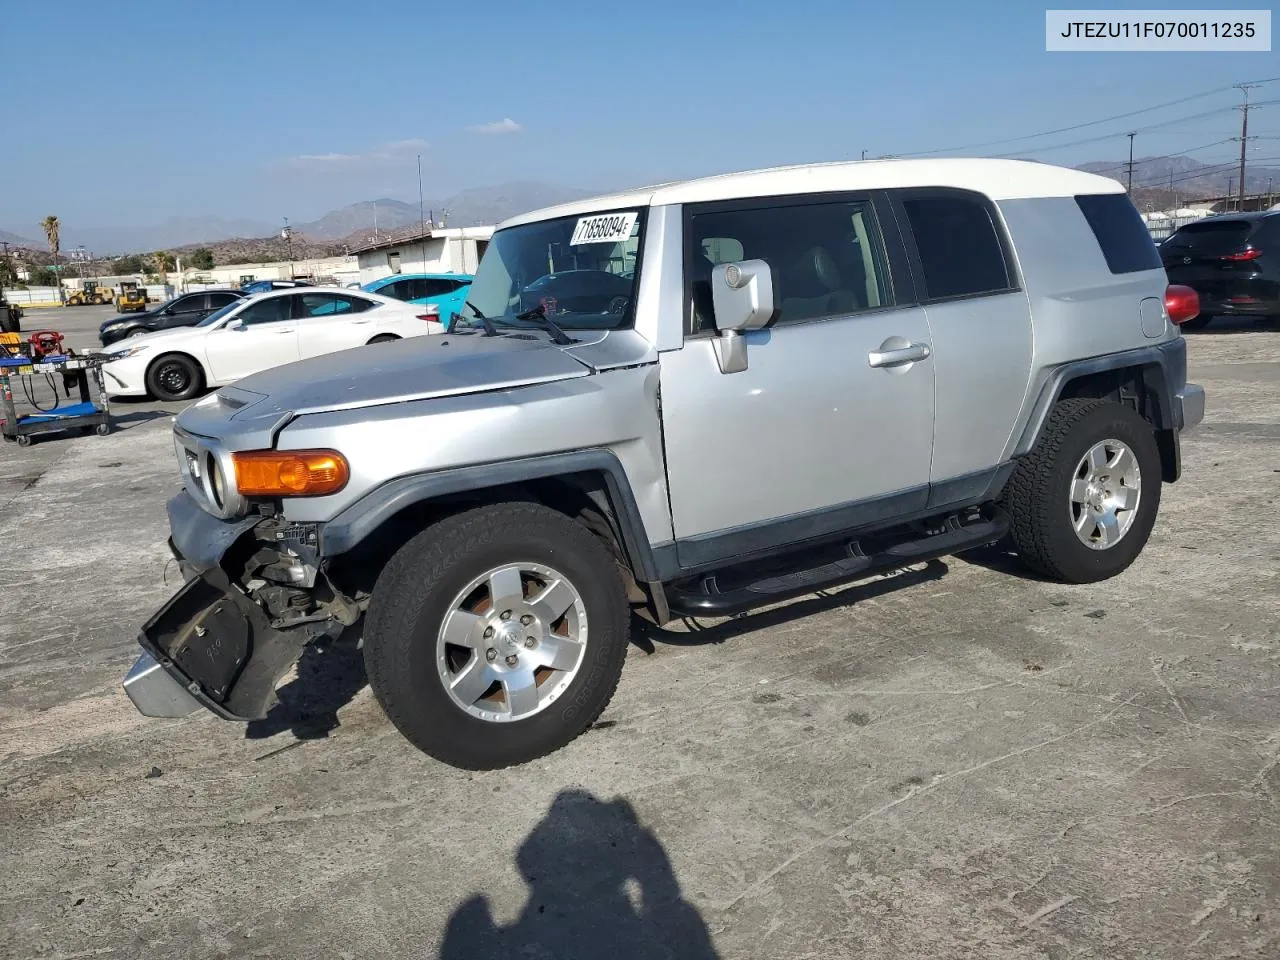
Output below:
[129,567,313,722]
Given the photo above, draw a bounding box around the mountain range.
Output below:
[5,158,1278,257]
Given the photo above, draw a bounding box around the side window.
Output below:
[237,296,292,326]
[687,199,894,332]
[1075,193,1162,274]
[420,278,452,297]
[295,293,356,318]
[899,192,1013,299]
[380,279,408,301]
[174,294,206,313]
[208,292,240,308]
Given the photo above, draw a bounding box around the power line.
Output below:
[999,101,1280,158]
[896,77,1280,157]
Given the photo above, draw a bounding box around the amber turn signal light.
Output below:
[232,449,350,497]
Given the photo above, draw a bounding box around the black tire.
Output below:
[1178,313,1213,331]
[363,502,631,770]
[367,334,400,344]
[95,423,111,437]
[145,353,204,402]
[1003,398,1162,584]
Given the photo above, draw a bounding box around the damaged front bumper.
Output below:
[123,491,359,722]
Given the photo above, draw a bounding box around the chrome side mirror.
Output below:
[710,259,776,374]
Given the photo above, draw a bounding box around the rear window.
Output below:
[1164,219,1255,255]
[1074,193,1162,274]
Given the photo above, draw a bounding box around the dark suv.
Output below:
[99,290,246,346]
[1161,211,1280,329]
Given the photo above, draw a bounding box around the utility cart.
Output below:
[0,351,113,446]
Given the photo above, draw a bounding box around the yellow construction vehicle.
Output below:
[67,281,112,307]
[115,281,147,313]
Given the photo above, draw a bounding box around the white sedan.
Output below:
[99,286,445,401]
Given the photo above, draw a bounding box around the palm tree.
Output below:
[41,215,60,298]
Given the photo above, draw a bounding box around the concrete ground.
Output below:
[1,320,1277,960]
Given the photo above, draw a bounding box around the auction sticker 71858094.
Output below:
[570,212,638,245]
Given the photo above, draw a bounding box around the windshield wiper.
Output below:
[506,303,575,345]
[462,300,499,337]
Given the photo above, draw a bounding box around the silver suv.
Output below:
[123,159,1206,770]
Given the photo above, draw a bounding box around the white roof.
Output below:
[499,158,1125,229]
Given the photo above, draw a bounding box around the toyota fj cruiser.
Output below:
[122,159,1206,770]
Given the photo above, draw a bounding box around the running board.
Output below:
[665,511,1009,618]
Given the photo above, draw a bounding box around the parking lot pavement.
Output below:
[1,325,1277,959]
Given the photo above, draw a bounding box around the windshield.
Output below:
[457,207,645,333]
[196,298,245,327]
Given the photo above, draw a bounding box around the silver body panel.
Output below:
[123,652,201,718]
[994,197,1175,462]
[166,189,1195,562]
[658,306,934,540]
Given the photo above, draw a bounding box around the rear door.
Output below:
[890,188,1033,487]
[204,294,300,382]
[295,292,376,358]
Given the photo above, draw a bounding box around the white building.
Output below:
[354,226,493,286]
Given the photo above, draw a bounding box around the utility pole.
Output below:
[418,153,427,270]
[1125,132,1136,193]
[1235,83,1259,210]
[860,149,867,161]
[281,218,294,278]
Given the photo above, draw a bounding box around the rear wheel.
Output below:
[363,502,631,770]
[145,353,204,402]
[1004,398,1162,583]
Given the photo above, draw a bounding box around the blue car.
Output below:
[361,273,473,328]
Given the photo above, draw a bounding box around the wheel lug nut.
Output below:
[520,614,533,626]
[483,627,494,639]
[525,636,537,648]
[506,654,518,666]
[500,610,512,621]
[486,648,497,662]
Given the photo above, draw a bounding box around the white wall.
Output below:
[356,235,489,286]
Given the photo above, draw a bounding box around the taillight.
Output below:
[1164,284,1200,325]
[1221,248,1261,261]
[416,304,441,322]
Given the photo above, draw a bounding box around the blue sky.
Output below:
[1,0,1275,234]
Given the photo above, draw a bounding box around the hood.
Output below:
[101,309,159,329]
[215,330,598,423]
[100,325,197,353]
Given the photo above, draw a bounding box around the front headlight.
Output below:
[105,344,151,361]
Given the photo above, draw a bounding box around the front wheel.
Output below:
[145,353,204,402]
[1003,398,1162,584]
[362,502,631,770]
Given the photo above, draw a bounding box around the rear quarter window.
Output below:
[899,192,1014,300]
[1075,193,1162,274]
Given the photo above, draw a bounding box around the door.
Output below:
[203,294,300,382]
[160,294,208,329]
[295,292,374,359]
[659,193,936,564]
[891,189,1033,485]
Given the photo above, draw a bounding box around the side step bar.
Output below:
[666,511,1008,618]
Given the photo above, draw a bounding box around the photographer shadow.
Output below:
[440,789,720,960]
